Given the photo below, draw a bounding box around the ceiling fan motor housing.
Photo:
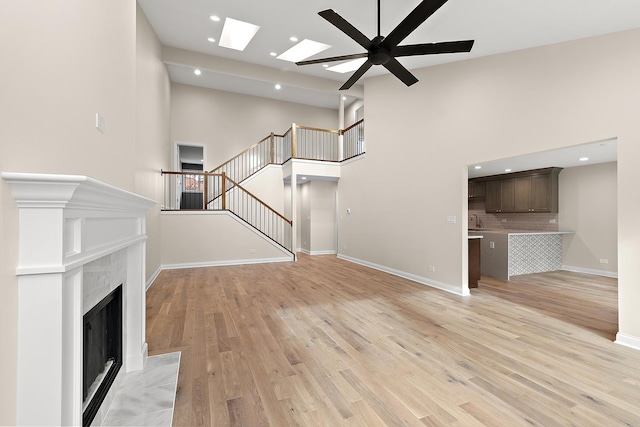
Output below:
[369,46,391,65]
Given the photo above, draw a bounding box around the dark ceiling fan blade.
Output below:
[339,60,373,90]
[392,40,474,57]
[296,52,368,66]
[382,0,449,49]
[382,58,419,87]
[319,9,372,50]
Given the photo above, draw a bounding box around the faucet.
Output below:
[470,214,480,228]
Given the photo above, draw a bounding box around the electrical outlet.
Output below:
[501,218,507,223]
[549,218,557,224]
[600,258,609,264]
[249,249,256,254]
[490,241,495,249]
[428,266,436,272]
[447,215,456,224]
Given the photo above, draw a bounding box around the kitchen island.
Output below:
[468,229,573,280]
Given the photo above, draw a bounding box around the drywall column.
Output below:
[338,95,345,160]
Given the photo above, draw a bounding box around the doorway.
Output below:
[174,142,206,209]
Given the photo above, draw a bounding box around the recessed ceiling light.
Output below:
[327,58,367,74]
[200,159,204,162]
[209,15,220,22]
[474,165,482,169]
[289,36,298,42]
[207,37,215,43]
[277,39,332,63]
[275,84,282,90]
[505,168,512,172]
[322,64,329,68]
[301,176,307,180]
[219,17,260,51]
[342,96,347,100]
[270,52,277,57]
[579,157,589,161]
[194,69,202,75]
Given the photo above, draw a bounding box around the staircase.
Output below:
[161,120,364,254]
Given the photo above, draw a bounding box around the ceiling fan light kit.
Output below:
[296,0,474,90]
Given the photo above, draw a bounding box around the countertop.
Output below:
[468,229,573,236]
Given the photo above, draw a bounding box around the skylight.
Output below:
[277,39,332,63]
[219,17,260,51]
[326,58,367,74]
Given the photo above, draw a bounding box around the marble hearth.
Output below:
[2,173,155,426]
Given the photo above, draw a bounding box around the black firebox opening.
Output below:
[83,285,123,427]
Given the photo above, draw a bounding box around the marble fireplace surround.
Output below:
[2,172,155,426]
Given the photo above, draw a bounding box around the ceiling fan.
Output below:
[296,0,474,90]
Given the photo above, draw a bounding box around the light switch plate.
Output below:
[95,113,105,133]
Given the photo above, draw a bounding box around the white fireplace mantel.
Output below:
[2,172,156,426]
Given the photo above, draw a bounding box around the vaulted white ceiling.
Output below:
[138,0,640,109]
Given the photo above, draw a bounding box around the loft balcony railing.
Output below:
[161,171,293,253]
[209,120,364,185]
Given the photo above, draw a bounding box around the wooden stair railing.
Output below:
[161,170,293,253]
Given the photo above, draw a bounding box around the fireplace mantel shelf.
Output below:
[2,172,155,212]
[3,172,156,276]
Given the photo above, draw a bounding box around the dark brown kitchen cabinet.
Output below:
[514,171,559,212]
[485,179,514,213]
[468,180,485,199]
[468,237,481,288]
[482,167,561,214]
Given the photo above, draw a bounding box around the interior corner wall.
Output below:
[310,181,337,254]
[559,162,618,275]
[169,83,338,168]
[339,29,640,338]
[345,99,365,127]
[136,4,171,284]
[0,1,139,424]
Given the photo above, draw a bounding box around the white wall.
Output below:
[310,181,338,254]
[170,83,339,169]
[240,165,286,216]
[296,180,337,254]
[300,182,311,252]
[339,29,640,340]
[560,162,618,276]
[136,4,172,284]
[161,213,291,266]
[345,99,365,127]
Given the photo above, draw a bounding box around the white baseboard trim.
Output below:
[161,256,293,271]
[337,254,468,296]
[615,333,640,352]
[309,250,337,255]
[299,249,337,256]
[145,266,162,291]
[562,265,618,279]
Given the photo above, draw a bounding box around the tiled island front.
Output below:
[468,229,573,280]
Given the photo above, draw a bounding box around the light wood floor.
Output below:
[146,254,640,426]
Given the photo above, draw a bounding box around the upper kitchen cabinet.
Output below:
[468,180,485,199]
[485,179,515,213]
[482,168,562,213]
